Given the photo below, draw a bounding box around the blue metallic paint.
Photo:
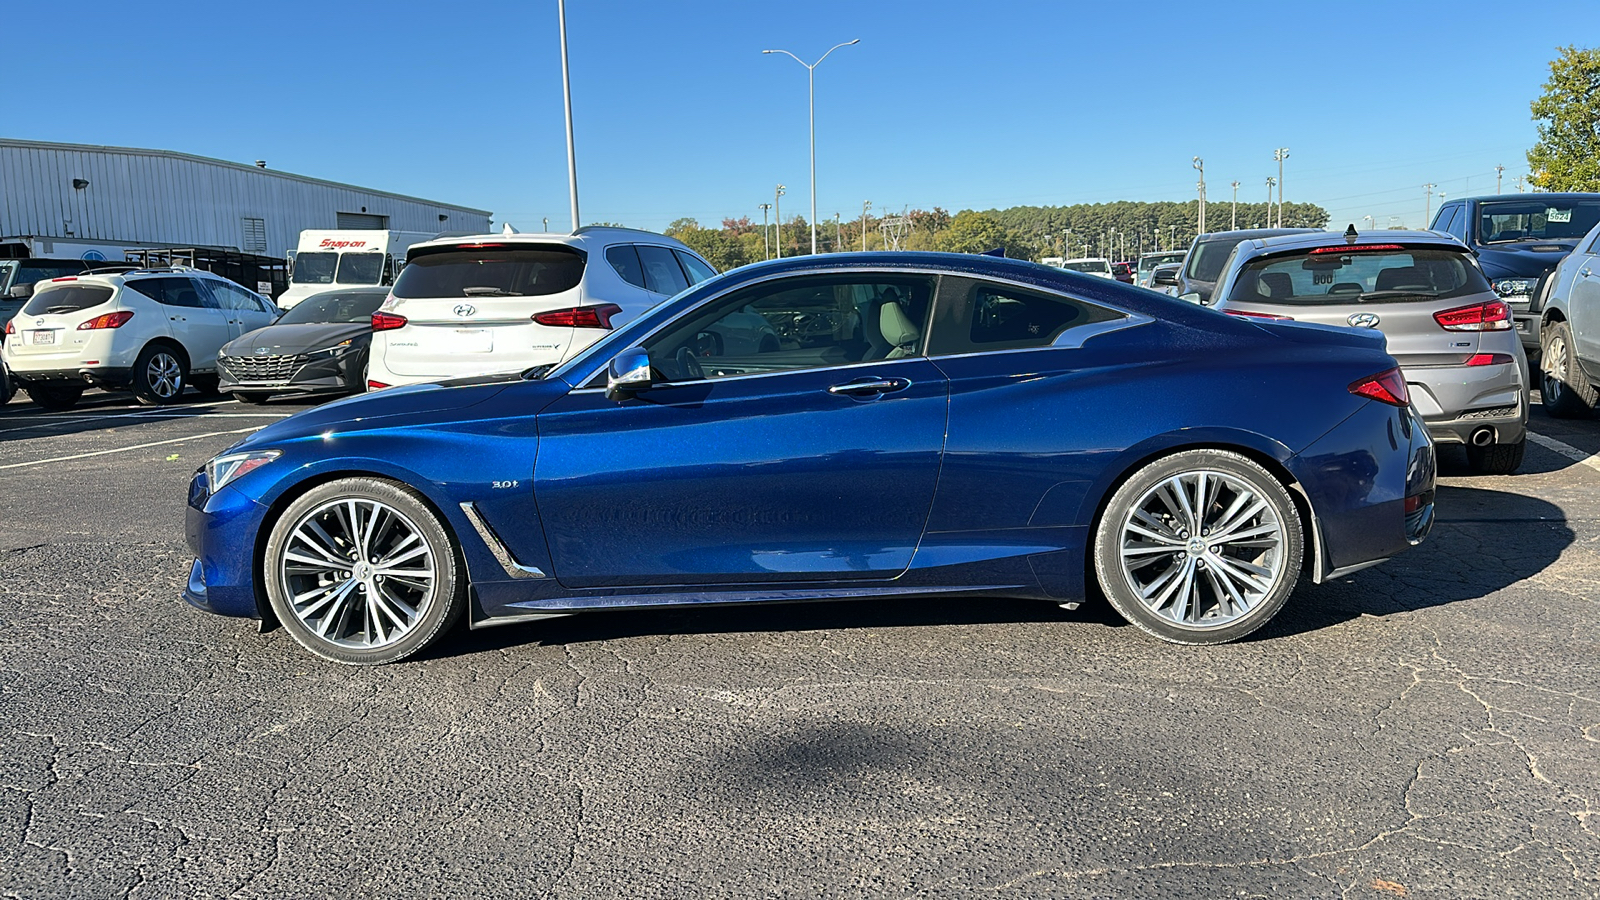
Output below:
[183,252,1434,635]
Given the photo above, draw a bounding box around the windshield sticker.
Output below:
[1547,208,1572,223]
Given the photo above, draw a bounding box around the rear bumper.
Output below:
[7,365,134,389]
[1406,356,1528,445]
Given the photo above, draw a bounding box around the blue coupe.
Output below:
[185,252,1436,664]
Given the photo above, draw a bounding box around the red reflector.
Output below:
[77,310,135,330]
[371,312,408,332]
[1404,495,1423,513]
[1465,353,1515,367]
[533,303,622,328]
[1308,244,1407,254]
[1434,300,1511,331]
[1349,367,1411,407]
[1225,309,1295,320]
[367,380,390,390]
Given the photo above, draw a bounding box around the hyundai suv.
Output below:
[1,267,279,409]
[366,227,719,389]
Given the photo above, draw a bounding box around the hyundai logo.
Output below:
[254,347,271,355]
[453,304,477,318]
[1348,312,1381,328]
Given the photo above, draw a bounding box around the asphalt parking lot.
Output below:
[1,388,1597,899]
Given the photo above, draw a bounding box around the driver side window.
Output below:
[642,274,935,382]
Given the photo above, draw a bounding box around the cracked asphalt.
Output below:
[1,386,1597,899]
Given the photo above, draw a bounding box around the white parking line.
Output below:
[1527,432,1600,473]
[0,426,266,471]
[0,409,290,434]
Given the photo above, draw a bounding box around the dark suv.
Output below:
[1154,228,1320,304]
[1430,193,1600,356]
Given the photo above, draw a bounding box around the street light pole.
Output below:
[1265,176,1275,221]
[861,200,871,251]
[774,185,786,258]
[1192,157,1206,235]
[759,203,772,260]
[557,0,581,231]
[833,213,841,251]
[1422,183,1437,226]
[1362,215,1375,232]
[763,39,860,256]
[1230,180,1239,230]
[1273,148,1289,227]
[1496,164,1505,195]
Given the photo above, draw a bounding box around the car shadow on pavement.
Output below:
[0,391,313,443]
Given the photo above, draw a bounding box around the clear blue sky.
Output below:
[6,0,1587,236]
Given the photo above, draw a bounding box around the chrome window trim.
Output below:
[554,264,1154,389]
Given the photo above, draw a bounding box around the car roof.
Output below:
[1196,227,1321,242]
[1238,228,1465,257]
[405,227,697,256]
[1454,192,1600,205]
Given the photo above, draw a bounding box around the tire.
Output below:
[1093,449,1304,645]
[263,477,464,665]
[1468,436,1526,476]
[232,391,271,405]
[25,384,83,411]
[0,363,14,405]
[1539,320,1596,418]
[190,374,221,397]
[131,344,188,406]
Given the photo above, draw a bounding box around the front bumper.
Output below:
[217,353,359,396]
[184,470,271,618]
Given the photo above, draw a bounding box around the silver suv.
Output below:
[1211,229,1527,474]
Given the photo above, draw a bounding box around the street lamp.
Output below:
[557,0,581,230]
[774,184,786,258]
[1193,157,1206,235]
[861,200,871,251]
[1273,148,1290,227]
[759,203,772,260]
[1496,164,1505,195]
[1362,215,1375,232]
[1230,180,1240,230]
[1422,183,1437,226]
[763,39,860,256]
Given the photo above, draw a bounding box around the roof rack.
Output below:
[81,264,140,275]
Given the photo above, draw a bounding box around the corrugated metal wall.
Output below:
[0,140,493,257]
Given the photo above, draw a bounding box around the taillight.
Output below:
[371,312,408,332]
[4,320,13,335]
[1225,309,1294,320]
[1465,353,1515,367]
[50,276,78,282]
[1434,300,1511,331]
[367,380,390,390]
[77,311,135,330]
[1349,367,1411,407]
[1308,244,1405,255]
[532,303,622,329]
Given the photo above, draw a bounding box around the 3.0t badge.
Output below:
[1348,312,1381,328]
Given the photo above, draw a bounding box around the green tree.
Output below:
[664,217,700,238]
[935,210,1038,258]
[1527,45,1600,191]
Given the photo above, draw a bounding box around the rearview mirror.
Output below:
[1152,270,1179,287]
[8,283,34,299]
[605,347,653,401]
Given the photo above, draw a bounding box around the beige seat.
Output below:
[879,302,921,358]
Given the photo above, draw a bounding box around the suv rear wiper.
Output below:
[44,305,81,314]
[1354,290,1441,302]
[461,286,519,296]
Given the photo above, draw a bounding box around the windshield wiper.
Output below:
[1353,290,1440,302]
[44,305,81,314]
[462,286,518,297]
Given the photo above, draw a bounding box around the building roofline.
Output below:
[0,138,493,218]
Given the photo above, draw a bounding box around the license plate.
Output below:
[31,330,54,345]
[447,329,493,353]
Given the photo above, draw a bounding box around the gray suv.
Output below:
[1534,217,1600,417]
[1211,229,1527,475]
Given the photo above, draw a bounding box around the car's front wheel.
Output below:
[131,344,187,406]
[1540,320,1596,418]
[264,477,464,665]
[1093,449,1304,645]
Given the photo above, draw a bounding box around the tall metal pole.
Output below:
[774,184,786,259]
[764,40,859,256]
[1274,148,1289,228]
[1230,180,1239,230]
[1496,164,1505,194]
[1265,176,1276,222]
[759,203,772,260]
[558,0,580,232]
[861,200,871,251]
[1423,183,1437,225]
[1193,157,1206,235]
[834,213,841,251]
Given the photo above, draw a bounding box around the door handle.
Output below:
[827,377,910,396]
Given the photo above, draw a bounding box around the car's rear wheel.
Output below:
[1468,436,1526,476]
[264,477,464,665]
[131,344,187,406]
[0,363,14,405]
[1539,321,1595,418]
[1094,449,1303,645]
[25,384,83,411]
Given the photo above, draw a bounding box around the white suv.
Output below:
[1,267,279,410]
[366,227,718,388]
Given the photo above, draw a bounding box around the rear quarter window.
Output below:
[393,247,586,298]
[927,279,1123,355]
[21,284,115,315]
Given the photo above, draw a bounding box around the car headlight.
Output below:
[205,450,281,491]
[306,339,354,358]
[1492,277,1535,299]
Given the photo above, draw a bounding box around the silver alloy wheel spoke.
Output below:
[279,497,436,649]
[1118,469,1285,629]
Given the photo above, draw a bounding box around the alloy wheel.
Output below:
[147,352,183,399]
[278,498,438,649]
[1543,334,1567,403]
[1117,470,1287,628]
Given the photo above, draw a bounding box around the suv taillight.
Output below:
[1349,367,1410,407]
[533,304,622,328]
[1434,300,1511,331]
[77,311,135,330]
[371,312,408,332]
[4,320,13,335]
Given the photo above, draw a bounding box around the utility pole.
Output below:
[834,213,841,251]
[1423,183,1437,225]
[557,0,581,231]
[860,200,871,251]
[1273,148,1289,228]
[1169,224,1175,252]
[1496,164,1505,195]
[1193,157,1206,235]
[1265,176,1276,220]
[1230,180,1240,230]
[774,184,786,259]
[1065,228,1072,258]
[759,203,772,260]
[1515,175,1526,193]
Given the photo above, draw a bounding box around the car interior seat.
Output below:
[1374,266,1432,292]
[863,288,901,359]
[1259,272,1294,299]
[879,302,921,359]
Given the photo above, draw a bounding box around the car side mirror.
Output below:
[605,347,653,401]
[8,283,33,299]
[1152,270,1179,287]
[1179,292,1203,304]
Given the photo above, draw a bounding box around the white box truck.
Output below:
[279,230,437,308]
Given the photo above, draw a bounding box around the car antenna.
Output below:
[1344,223,1359,243]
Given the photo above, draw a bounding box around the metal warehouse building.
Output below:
[0,138,492,261]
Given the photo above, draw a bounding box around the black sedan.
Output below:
[217,288,388,403]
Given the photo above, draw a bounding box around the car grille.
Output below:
[220,353,305,382]
[1456,405,1519,421]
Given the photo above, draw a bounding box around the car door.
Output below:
[532,272,949,590]
[129,277,233,369]
[1568,231,1600,374]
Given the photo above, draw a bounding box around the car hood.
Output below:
[1477,242,1577,277]
[222,322,370,356]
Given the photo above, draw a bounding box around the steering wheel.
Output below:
[675,346,704,381]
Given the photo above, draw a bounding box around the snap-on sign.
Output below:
[318,239,369,249]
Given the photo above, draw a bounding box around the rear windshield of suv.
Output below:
[393,247,585,298]
[1226,246,1490,306]
[1475,199,1600,244]
[21,284,115,315]
[1059,260,1109,274]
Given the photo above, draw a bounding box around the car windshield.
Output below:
[1226,246,1490,305]
[1475,199,1600,244]
[335,253,384,285]
[1138,252,1185,274]
[1184,239,1243,283]
[1060,260,1109,273]
[392,247,586,298]
[275,290,387,325]
[293,252,337,285]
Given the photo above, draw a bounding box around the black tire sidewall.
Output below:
[263,477,463,665]
[1093,449,1304,645]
